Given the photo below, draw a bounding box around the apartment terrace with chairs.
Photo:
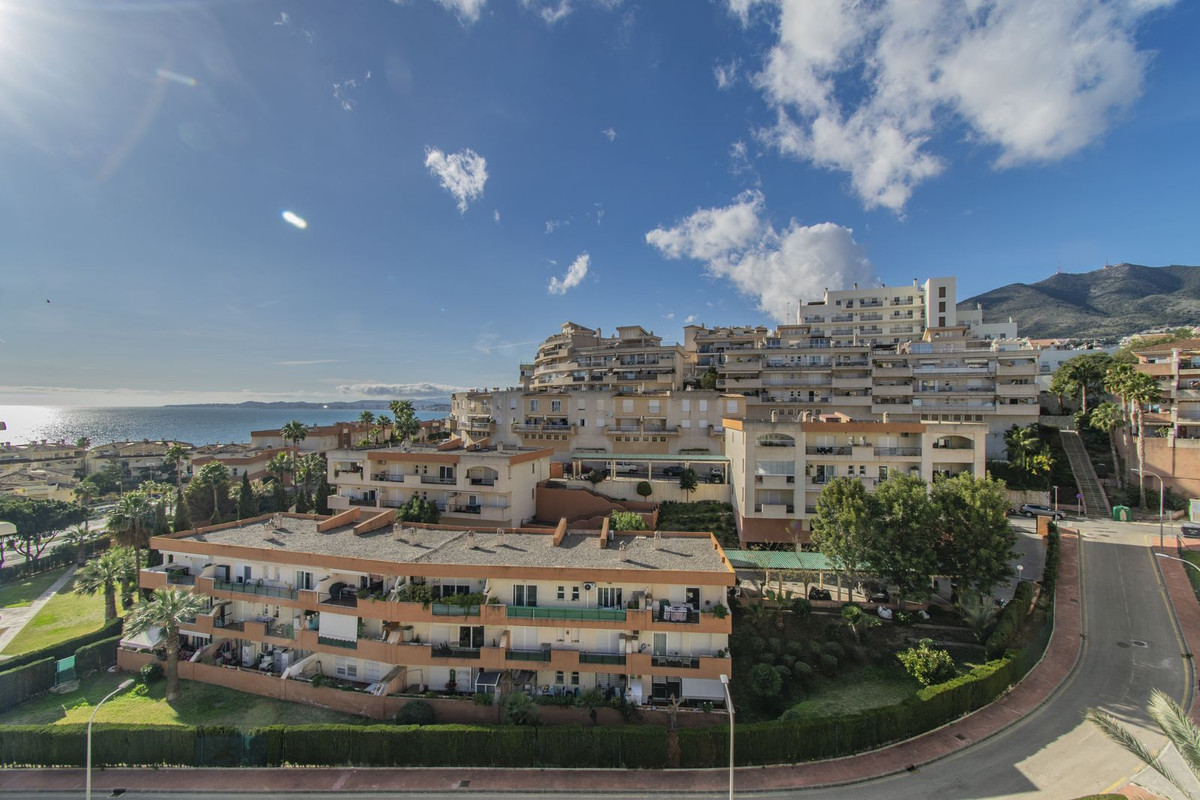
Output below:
[326,440,553,529]
[136,510,736,707]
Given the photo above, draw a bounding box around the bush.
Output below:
[985,580,1035,658]
[0,658,55,712]
[396,700,435,725]
[747,663,782,699]
[635,481,653,499]
[74,636,120,678]
[818,653,839,676]
[472,692,494,706]
[822,641,844,660]
[503,692,541,726]
[609,511,646,531]
[139,662,164,684]
[897,639,957,686]
[790,597,812,617]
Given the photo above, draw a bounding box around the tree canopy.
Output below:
[0,498,88,562]
[931,472,1016,597]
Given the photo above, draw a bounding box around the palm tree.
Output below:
[74,482,98,531]
[375,414,391,445]
[64,524,92,566]
[296,452,325,496]
[74,547,129,621]
[358,410,375,427]
[108,490,155,568]
[389,400,420,443]
[1106,364,1162,507]
[193,461,230,524]
[1004,425,1042,471]
[1090,402,1125,488]
[1087,689,1200,800]
[266,451,293,487]
[164,443,189,491]
[75,436,91,450]
[125,588,209,701]
[280,421,307,476]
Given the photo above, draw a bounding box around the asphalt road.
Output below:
[8,520,1193,799]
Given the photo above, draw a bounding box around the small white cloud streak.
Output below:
[746,0,1174,212]
[493,209,501,223]
[272,359,339,366]
[424,147,488,213]
[336,382,469,398]
[684,315,697,324]
[646,190,874,322]
[602,127,617,142]
[545,218,570,234]
[713,59,739,90]
[547,253,590,295]
[281,210,308,229]
[523,0,572,24]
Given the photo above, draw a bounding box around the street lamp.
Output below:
[720,674,734,800]
[86,678,135,800]
[1133,468,1166,550]
[1156,553,1199,573]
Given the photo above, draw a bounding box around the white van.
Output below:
[614,462,640,475]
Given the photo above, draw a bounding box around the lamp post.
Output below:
[86,678,135,800]
[1134,468,1165,550]
[720,674,734,800]
[1157,553,1200,573]
[1053,486,1058,514]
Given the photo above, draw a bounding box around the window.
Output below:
[530,399,539,412]
[571,672,580,686]
[557,585,565,600]
[726,400,737,413]
[939,316,946,327]
[681,398,690,412]
[597,398,604,410]
[938,301,946,313]
[551,399,561,412]
[597,587,623,608]
[458,625,484,648]
[571,586,580,601]
[513,584,538,606]
[648,400,660,413]
[622,399,633,412]
[699,419,708,428]
[576,398,585,411]
[698,399,708,412]
[335,656,357,679]
[555,671,564,684]
[938,286,946,298]
[681,419,691,429]
[295,570,314,591]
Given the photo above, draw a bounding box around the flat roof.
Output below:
[724,550,833,571]
[167,517,731,576]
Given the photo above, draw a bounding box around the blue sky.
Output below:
[0,0,1196,406]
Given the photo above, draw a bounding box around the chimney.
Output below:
[770,409,778,423]
[496,527,505,546]
[618,541,628,562]
[393,523,406,542]
[653,530,662,550]
[467,530,477,549]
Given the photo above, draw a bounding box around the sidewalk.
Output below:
[0,534,1083,795]
[0,565,77,658]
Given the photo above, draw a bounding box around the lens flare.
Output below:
[281,210,308,229]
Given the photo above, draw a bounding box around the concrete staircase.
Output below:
[1059,429,1110,517]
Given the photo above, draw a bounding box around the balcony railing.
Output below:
[806,446,851,456]
[451,504,481,514]
[469,478,496,486]
[317,636,357,649]
[506,648,551,662]
[268,622,295,639]
[507,606,626,622]
[431,602,481,617]
[214,579,297,600]
[579,652,627,666]
[433,646,482,660]
[420,475,457,485]
[651,655,700,669]
[875,447,922,457]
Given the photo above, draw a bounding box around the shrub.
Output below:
[823,623,842,641]
[756,652,777,666]
[0,658,55,712]
[790,597,812,617]
[472,692,494,706]
[792,661,814,687]
[897,639,957,686]
[768,637,784,654]
[822,641,844,660]
[609,511,646,531]
[818,653,838,676]
[635,481,653,499]
[841,603,863,626]
[310,675,326,688]
[396,700,435,725]
[138,662,164,684]
[747,663,782,699]
[74,636,120,678]
[503,692,541,726]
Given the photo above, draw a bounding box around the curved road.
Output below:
[9,520,1194,799]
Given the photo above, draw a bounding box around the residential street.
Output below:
[4,519,1195,799]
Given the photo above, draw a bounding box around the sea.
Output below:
[0,406,445,448]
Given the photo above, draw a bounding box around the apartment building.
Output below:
[250,421,381,453]
[326,441,553,529]
[796,277,955,347]
[520,323,689,394]
[1123,338,1200,497]
[0,441,88,472]
[0,463,79,502]
[140,510,735,707]
[724,414,988,543]
[191,444,295,484]
[86,440,191,482]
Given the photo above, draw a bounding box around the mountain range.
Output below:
[960,263,1200,340]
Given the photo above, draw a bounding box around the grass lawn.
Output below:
[0,568,68,609]
[785,665,922,718]
[0,670,373,728]
[0,582,109,656]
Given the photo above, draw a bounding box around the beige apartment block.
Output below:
[86,440,192,482]
[0,441,88,472]
[723,414,987,544]
[521,322,689,394]
[138,511,735,707]
[191,444,296,484]
[327,441,553,528]
[0,463,79,502]
[1120,338,1200,497]
[250,421,383,453]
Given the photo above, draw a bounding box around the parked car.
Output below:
[614,462,640,475]
[1182,523,1200,539]
[808,587,832,601]
[706,468,726,483]
[1019,503,1065,520]
[661,465,685,477]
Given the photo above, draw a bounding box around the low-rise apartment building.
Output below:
[724,414,988,543]
[191,444,295,484]
[250,421,381,453]
[327,441,553,529]
[140,510,735,707]
[86,440,191,483]
[1122,338,1200,497]
[0,441,88,473]
[520,323,689,395]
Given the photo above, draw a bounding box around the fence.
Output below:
[0,537,110,583]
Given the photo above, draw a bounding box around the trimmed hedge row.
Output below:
[0,616,123,673]
[985,580,1035,659]
[0,538,110,582]
[0,659,55,713]
[74,635,121,679]
[0,724,211,767]
[1041,528,1061,598]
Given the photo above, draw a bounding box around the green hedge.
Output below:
[1041,529,1061,598]
[0,616,123,673]
[985,580,1034,659]
[74,635,121,678]
[0,724,198,767]
[0,538,110,582]
[0,659,55,712]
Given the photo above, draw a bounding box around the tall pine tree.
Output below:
[238,472,256,520]
[172,489,192,533]
[271,479,288,513]
[315,475,331,515]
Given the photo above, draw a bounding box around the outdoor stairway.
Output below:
[1059,429,1110,517]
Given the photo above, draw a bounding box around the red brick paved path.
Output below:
[0,533,1085,795]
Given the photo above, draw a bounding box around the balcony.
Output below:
[507,606,626,622]
[506,648,551,663]
[432,646,482,660]
[214,579,298,601]
[469,477,496,486]
[371,473,408,483]
[806,446,851,456]
[431,601,482,617]
[875,447,922,457]
[753,503,795,517]
[579,652,627,666]
[651,655,700,669]
[420,475,457,486]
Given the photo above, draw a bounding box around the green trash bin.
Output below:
[1112,505,1132,522]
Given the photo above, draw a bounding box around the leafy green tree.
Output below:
[78,465,122,497]
[389,400,421,443]
[867,474,938,610]
[678,468,699,500]
[1050,352,1114,415]
[73,482,99,517]
[153,499,171,536]
[1087,689,1200,800]
[1089,401,1126,488]
[125,587,209,701]
[0,498,87,563]
[315,474,332,515]
[635,480,653,499]
[271,479,289,513]
[931,473,1016,598]
[747,662,782,700]
[397,496,440,524]
[1004,424,1043,471]
[74,547,130,621]
[897,639,956,686]
[164,443,189,491]
[296,488,313,513]
[192,461,231,525]
[609,511,646,531]
[172,489,192,533]
[502,691,541,726]
[75,436,91,450]
[699,367,718,391]
[585,469,606,487]
[237,472,256,520]
[810,477,874,601]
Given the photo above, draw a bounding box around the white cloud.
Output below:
[272,359,339,366]
[602,127,617,142]
[404,0,488,24]
[547,253,590,295]
[714,59,740,89]
[493,209,501,223]
[523,0,572,24]
[646,191,873,322]
[746,0,1173,211]
[545,218,570,234]
[684,315,697,324]
[424,147,488,213]
[336,382,469,399]
[664,312,675,321]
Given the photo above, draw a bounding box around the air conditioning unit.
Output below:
[377,460,386,465]
[583,582,595,591]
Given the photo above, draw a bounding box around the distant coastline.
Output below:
[163,400,452,412]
